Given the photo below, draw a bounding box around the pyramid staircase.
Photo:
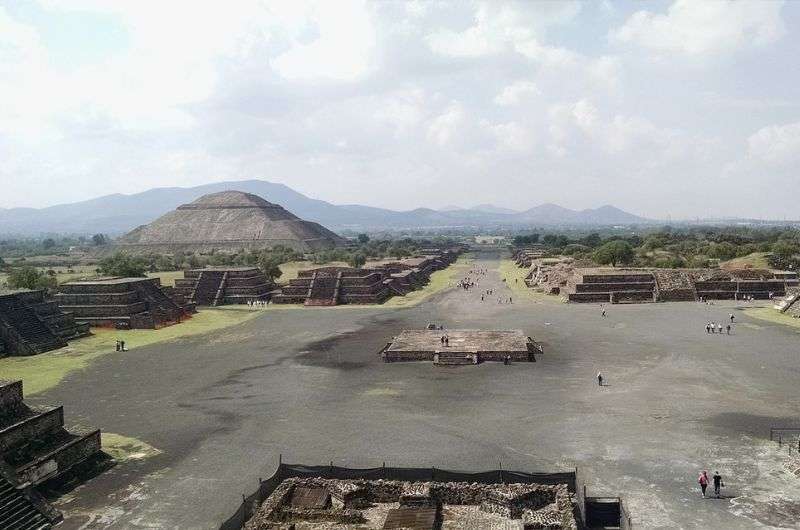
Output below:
[0,476,53,530]
[0,297,66,356]
[304,272,340,306]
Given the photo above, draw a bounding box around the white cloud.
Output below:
[426,1,580,63]
[494,81,539,106]
[490,122,535,152]
[611,0,785,56]
[747,121,800,165]
[427,102,466,146]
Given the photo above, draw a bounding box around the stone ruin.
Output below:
[381,329,542,365]
[272,251,461,307]
[520,259,799,304]
[0,379,104,528]
[244,477,577,530]
[0,290,90,357]
[55,277,193,329]
[174,267,274,306]
[773,286,800,318]
[273,267,392,306]
[513,247,548,269]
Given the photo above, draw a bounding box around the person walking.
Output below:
[705,322,711,334]
[729,313,735,323]
[726,324,731,335]
[597,372,603,386]
[698,470,709,497]
[713,471,724,498]
[718,323,723,334]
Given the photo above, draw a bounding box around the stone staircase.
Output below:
[211,272,229,307]
[0,476,53,530]
[0,307,66,356]
[434,351,476,366]
[304,274,339,306]
[190,271,225,306]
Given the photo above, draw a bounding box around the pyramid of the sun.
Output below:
[116,190,345,253]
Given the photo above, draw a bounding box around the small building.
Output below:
[381,329,541,365]
[56,277,191,329]
[174,267,273,306]
[0,290,89,357]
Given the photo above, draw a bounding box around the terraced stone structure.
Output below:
[56,277,191,329]
[0,379,103,528]
[244,477,577,530]
[566,269,656,304]
[381,329,541,365]
[563,267,798,304]
[272,267,392,306]
[115,190,345,253]
[272,251,461,306]
[0,291,89,357]
[174,267,273,306]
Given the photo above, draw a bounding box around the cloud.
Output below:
[747,121,800,165]
[426,1,581,62]
[611,0,785,56]
[494,81,539,106]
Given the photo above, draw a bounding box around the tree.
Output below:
[258,254,283,283]
[357,233,370,244]
[42,238,56,249]
[7,266,57,291]
[98,252,147,277]
[348,252,367,269]
[593,240,634,267]
[91,233,108,246]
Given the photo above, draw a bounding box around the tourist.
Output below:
[698,471,709,497]
[481,295,484,302]
[717,323,723,334]
[713,471,724,498]
[726,324,731,335]
[440,336,445,345]
[710,322,716,334]
[115,340,120,352]
[730,314,735,323]
[602,307,607,318]
[120,340,126,352]
[597,372,603,386]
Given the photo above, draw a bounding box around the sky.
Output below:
[1,0,799,219]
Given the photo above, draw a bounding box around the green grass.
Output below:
[498,260,553,302]
[0,307,261,395]
[721,252,771,270]
[147,270,184,287]
[381,256,473,308]
[744,307,800,332]
[102,433,161,462]
[277,261,348,285]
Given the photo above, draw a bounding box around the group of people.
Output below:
[114,340,127,352]
[247,299,268,309]
[439,335,450,346]
[698,470,725,498]
[705,313,735,335]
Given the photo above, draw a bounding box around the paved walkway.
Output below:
[35,251,800,528]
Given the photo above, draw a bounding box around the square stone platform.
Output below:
[382,330,540,364]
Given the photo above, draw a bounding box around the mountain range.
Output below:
[0,179,650,235]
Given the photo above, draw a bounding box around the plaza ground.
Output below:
[15,251,800,529]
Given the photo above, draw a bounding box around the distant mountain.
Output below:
[470,204,519,215]
[0,179,651,235]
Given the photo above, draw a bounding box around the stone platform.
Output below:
[174,267,273,306]
[244,477,576,530]
[56,277,191,329]
[0,379,104,528]
[381,329,541,364]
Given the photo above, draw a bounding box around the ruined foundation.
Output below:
[381,329,541,365]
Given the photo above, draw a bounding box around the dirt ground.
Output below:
[26,250,800,529]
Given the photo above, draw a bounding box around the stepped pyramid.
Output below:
[116,190,345,253]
